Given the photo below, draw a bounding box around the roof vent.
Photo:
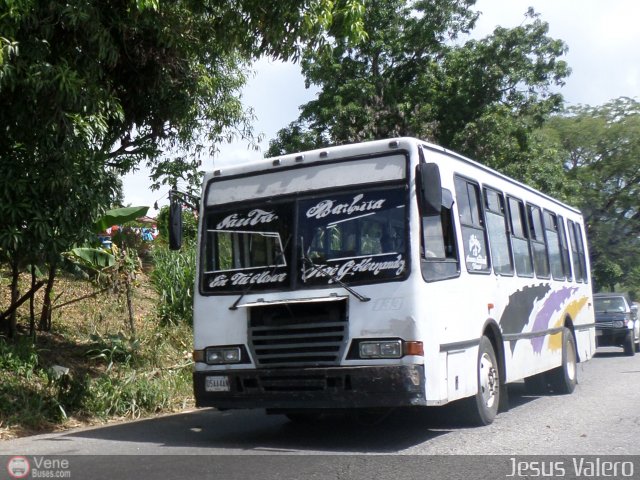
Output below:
[295,155,304,162]
[272,159,281,166]
[213,169,222,177]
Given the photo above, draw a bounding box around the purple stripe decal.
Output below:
[531,287,578,353]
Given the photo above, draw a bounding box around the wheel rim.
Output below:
[566,337,577,382]
[479,352,498,408]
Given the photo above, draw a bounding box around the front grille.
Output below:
[596,321,615,328]
[596,319,627,329]
[248,299,348,367]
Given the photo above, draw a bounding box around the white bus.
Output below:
[172,137,595,425]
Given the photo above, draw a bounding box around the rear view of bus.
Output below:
[184,137,594,425]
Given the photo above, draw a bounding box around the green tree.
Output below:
[266,2,569,192]
[542,97,640,292]
[0,0,365,336]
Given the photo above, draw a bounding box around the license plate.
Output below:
[205,375,230,392]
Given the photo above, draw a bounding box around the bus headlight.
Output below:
[359,340,403,359]
[205,346,241,364]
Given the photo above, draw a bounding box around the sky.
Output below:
[123,0,640,214]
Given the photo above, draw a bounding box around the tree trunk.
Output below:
[125,272,136,336]
[9,261,20,338]
[39,262,57,332]
[1,281,45,339]
[30,265,36,339]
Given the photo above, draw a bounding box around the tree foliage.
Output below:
[0,0,365,336]
[542,98,640,292]
[266,1,569,191]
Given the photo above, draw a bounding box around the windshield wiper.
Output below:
[300,238,370,303]
[229,235,290,310]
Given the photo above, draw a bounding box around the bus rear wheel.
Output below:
[466,336,500,426]
[548,327,578,394]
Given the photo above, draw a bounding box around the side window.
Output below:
[507,197,534,277]
[557,216,573,281]
[454,176,490,273]
[568,220,588,283]
[420,189,460,282]
[576,223,588,283]
[483,188,514,275]
[527,204,550,278]
[544,211,564,280]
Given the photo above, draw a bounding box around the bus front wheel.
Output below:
[466,336,500,426]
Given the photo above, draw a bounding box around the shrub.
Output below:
[150,243,196,325]
[0,339,72,428]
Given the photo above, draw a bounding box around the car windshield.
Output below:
[594,296,627,313]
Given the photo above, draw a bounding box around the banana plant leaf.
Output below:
[94,206,149,232]
[69,247,116,269]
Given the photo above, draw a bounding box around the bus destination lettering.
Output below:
[306,194,386,219]
[208,270,287,288]
[304,255,406,282]
[216,209,278,229]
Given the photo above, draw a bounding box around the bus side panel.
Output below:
[445,348,478,402]
[502,281,594,383]
[416,274,489,405]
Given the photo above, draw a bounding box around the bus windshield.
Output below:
[201,185,408,294]
[298,187,407,286]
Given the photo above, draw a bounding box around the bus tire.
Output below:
[548,327,578,394]
[466,336,500,426]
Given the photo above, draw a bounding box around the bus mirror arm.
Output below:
[300,238,370,303]
[170,188,200,211]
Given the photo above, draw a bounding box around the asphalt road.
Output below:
[1,347,639,479]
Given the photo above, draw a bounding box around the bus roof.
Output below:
[205,137,581,215]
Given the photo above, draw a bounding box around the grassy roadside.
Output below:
[0,270,195,440]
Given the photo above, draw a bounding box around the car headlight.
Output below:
[613,320,624,328]
[205,346,242,364]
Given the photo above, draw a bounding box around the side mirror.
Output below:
[416,162,442,216]
[169,189,183,250]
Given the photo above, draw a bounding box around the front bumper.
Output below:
[194,365,426,410]
[595,326,630,347]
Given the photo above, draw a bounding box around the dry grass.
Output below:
[0,266,195,440]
